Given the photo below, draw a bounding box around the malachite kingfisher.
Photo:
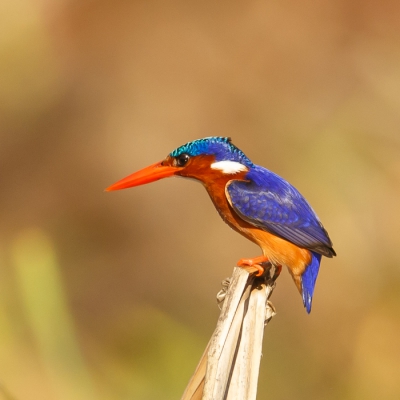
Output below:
[106,137,336,313]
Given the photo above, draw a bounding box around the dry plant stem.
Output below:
[181,339,211,400]
[182,266,276,400]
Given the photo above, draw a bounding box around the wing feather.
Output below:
[226,173,335,257]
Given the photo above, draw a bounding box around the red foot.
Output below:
[237,256,269,277]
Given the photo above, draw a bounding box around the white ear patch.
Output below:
[210,161,248,174]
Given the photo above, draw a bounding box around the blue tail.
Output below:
[301,252,322,313]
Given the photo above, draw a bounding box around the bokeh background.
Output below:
[1,0,400,399]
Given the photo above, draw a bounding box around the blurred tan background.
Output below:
[1,0,400,399]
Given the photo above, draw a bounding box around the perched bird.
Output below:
[106,137,335,313]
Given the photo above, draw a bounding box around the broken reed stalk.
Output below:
[181,266,277,400]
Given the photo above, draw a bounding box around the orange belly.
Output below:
[244,227,311,275]
[238,225,312,293]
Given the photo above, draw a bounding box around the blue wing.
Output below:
[226,165,335,257]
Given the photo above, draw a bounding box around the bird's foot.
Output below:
[237,256,270,277]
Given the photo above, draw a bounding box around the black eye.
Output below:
[175,153,190,167]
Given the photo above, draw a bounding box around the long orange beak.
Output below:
[105,161,179,191]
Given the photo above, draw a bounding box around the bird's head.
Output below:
[106,137,254,191]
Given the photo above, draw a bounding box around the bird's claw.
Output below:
[237,256,270,277]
